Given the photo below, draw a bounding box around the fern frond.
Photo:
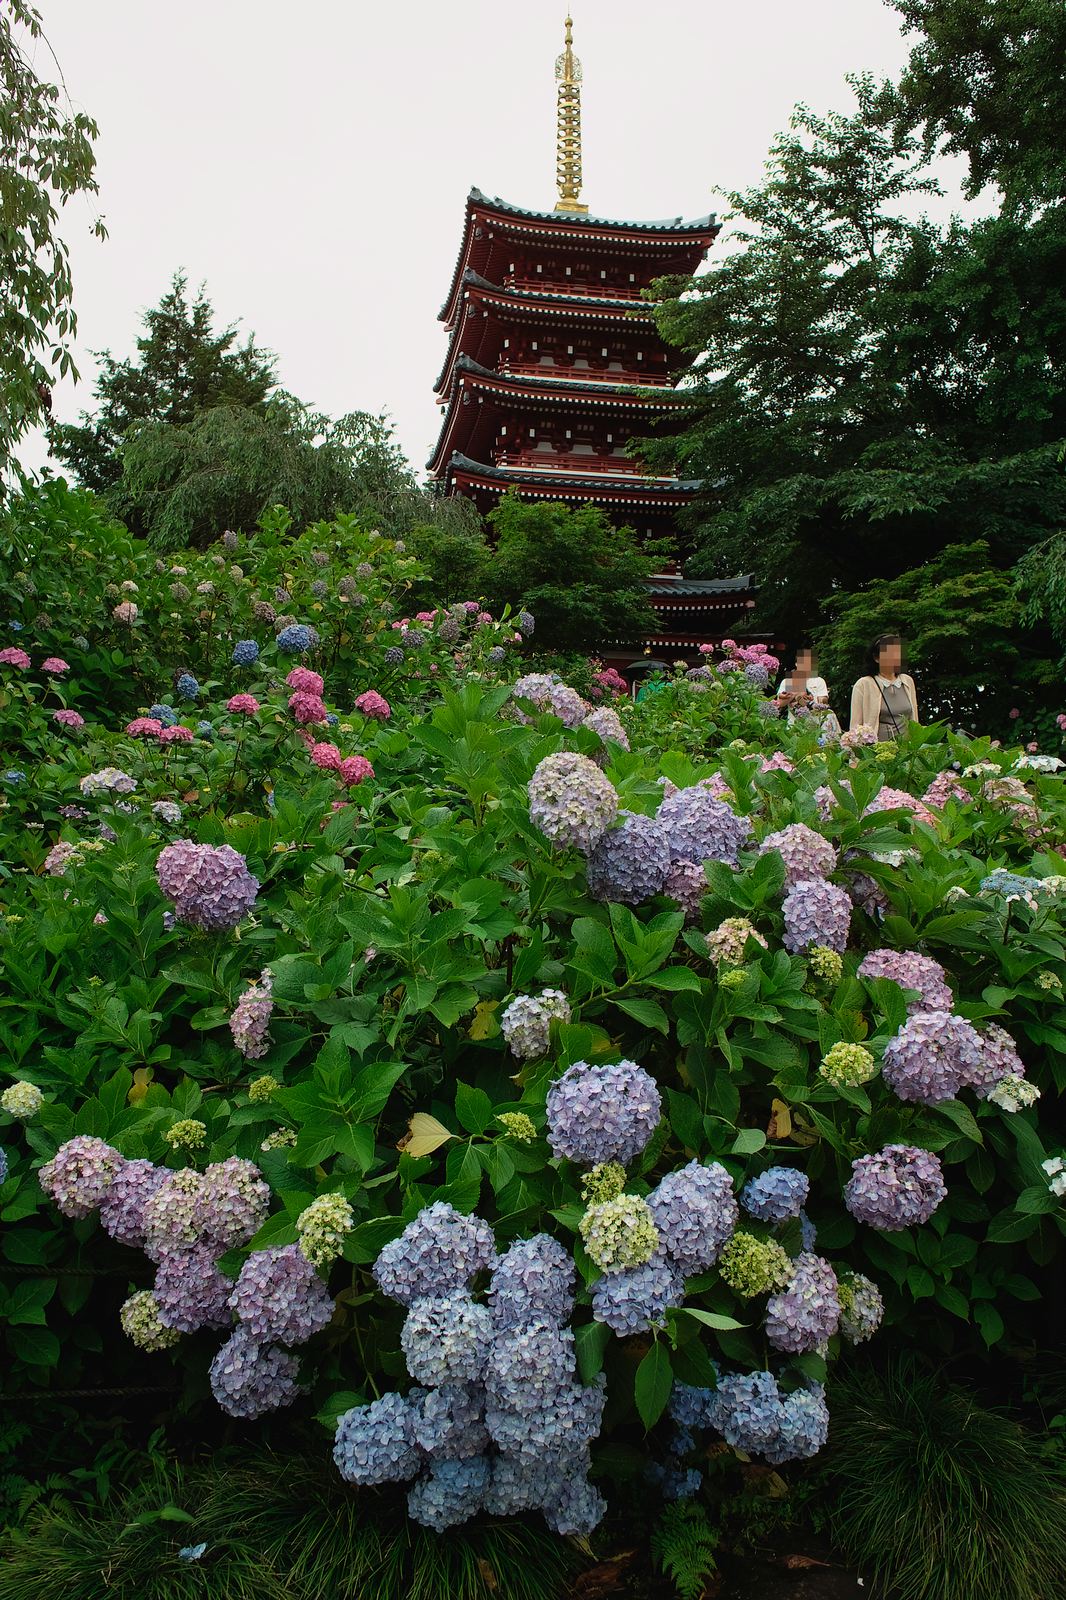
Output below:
[650,1500,719,1600]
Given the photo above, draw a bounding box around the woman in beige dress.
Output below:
[849,635,918,740]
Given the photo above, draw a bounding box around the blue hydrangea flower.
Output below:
[590,1253,683,1334]
[411,1383,490,1460]
[3,770,27,785]
[176,673,199,700]
[546,1059,661,1167]
[400,1291,493,1387]
[741,1167,810,1223]
[232,639,259,666]
[407,1455,490,1531]
[373,1202,496,1306]
[197,720,214,737]
[586,811,672,906]
[489,1234,575,1330]
[762,1385,830,1464]
[276,624,313,654]
[0,1146,8,1184]
[647,1160,738,1274]
[209,1325,301,1419]
[334,1392,421,1485]
[149,704,179,727]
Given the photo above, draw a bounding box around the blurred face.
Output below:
[878,639,902,675]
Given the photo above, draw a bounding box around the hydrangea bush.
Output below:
[2,539,1066,1541]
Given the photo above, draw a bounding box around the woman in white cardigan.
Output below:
[850,635,918,740]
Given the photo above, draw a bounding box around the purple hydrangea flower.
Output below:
[195,1157,271,1249]
[657,787,752,867]
[857,949,953,1013]
[741,1167,810,1223]
[229,970,274,1060]
[647,1160,738,1274]
[782,878,852,953]
[209,1325,301,1418]
[334,1392,421,1485]
[546,1059,661,1167]
[499,990,571,1059]
[528,751,618,855]
[408,1455,491,1531]
[412,1384,490,1460]
[662,858,707,922]
[586,811,672,905]
[401,1291,494,1387]
[142,1170,206,1260]
[844,1144,947,1230]
[154,1244,233,1332]
[38,1136,123,1219]
[758,823,837,888]
[590,1253,684,1334]
[881,1010,985,1105]
[489,1234,575,1330]
[99,1158,166,1246]
[156,839,259,931]
[764,1252,841,1352]
[373,1202,496,1306]
[973,1023,1027,1099]
[583,706,630,751]
[229,1244,334,1345]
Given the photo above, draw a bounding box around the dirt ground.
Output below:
[569,1541,879,1600]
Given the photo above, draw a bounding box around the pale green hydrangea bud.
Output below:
[874,743,897,763]
[581,1162,627,1204]
[718,1231,792,1297]
[579,1194,659,1272]
[807,946,843,986]
[819,1042,877,1088]
[120,1290,181,1351]
[261,1128,297,1151]
[718,968,748,993]
[164,1118,207,1152]
[496,1112,536,1144]
[1,1081,43,1120]
[297,1192,355,1266]
[248,1074,280,1103]
[1036,971,1063,994]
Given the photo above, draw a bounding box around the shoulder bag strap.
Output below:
[875,678,903,736]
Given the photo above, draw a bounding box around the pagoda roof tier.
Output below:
[443,454,701,512]
[440,188,718,328]
[646,574,754,596]
[429,357,684,474]
[434,270,659,395]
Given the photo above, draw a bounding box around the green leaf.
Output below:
[642,966,701,993]
[614,996,670,1035]
[6,1325,60,1366]
[455,1081,493,1136]
[730,1127,766,1156]
[634,1340,673,1431]
[343,1216,406,1264]
[680,1307,746,1332]
[1015,1184,1058,1215]
[575,1320,611,1383]
[3,1277,56,1325]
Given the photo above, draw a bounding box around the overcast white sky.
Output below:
[18,0,970,481]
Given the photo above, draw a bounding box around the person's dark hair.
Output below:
[869,633,901,671]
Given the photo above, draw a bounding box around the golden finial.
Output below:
[554,13,588,213]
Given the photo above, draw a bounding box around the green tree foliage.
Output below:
[645,73,1066,642]
[880,0,1066,213]
[0,0,104,468]
[486,495,666,652]
[402,495,490,607]
[814,541,1060,732]
[1016,528,1066,649]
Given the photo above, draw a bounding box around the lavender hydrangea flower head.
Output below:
[120,1290,181,1352]
[528,751,618,855]
[401,1291,494,1386]
[763,1385,830,1464]
[489,1234,575,1330]
[580,1194,659,1272]
[229,970,274,1060]
[710,1371,785,1454]
[196,1157,270,1249]
[782,878,852,953]
[99,1159,167,1246]
[209,1325,301,1418]
[412,1383,490,1460]
[647,1160,738,1274]
[972,1023,1027,1100]
[741,1167,810,1224]
[542,1475,607,1537]
[590,1253,683,1333]
[485,1316,576,1411]
[408,1456,491,1532]
[662,858,707,922]
[844,1144,947,1230]
[764,1252,841,1352]
[546,1060,661,1167]
[759,823,837,887]
[583,705,630,752]
[499,989,571,1059]
[586,811,671,906]
[546,684,589,728]
[156,839,259,931]
[857,949,953,1013]
[38,1136,123,1218]
[373,1202,496,1306]
[229,1244,334,1345]
[657,786,752,867]
[334,1392,421,1485]
[154,1244,233,1332]
[881,1010,985,1105]
[837,1270,884,1342]
[142,1169,206,1260]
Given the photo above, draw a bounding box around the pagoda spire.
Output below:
[554,14,589,214]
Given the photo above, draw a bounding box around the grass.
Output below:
[823,1358,1066,1600]
[0,1447,581,1600]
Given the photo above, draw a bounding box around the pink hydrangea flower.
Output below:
[477,611,493,625]
[159,724,194,745]
[286,666,324,696]
[112,602,138,624]
[416,611,437,623]
[1056,713,1066,731]
[0,647,31,669]
[354,690,390,720]
[310,742,342,770]
[53,708,85,729]
[1009,708,1020,719]
[1027,741,1039,752]
[698,644,714,655]
[227,694,259,715]
[127,717,163,739]
[462,601,480,613]
[41,657,69,674]
[288,691,327,725]
[338,755,374,787]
